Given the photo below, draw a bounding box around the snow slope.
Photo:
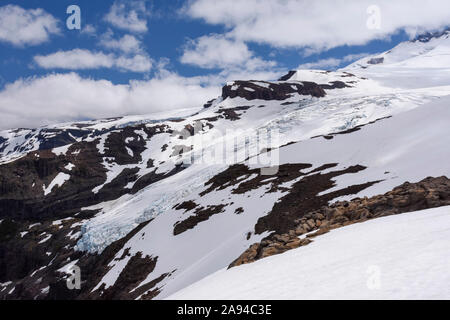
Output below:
[75,74,450,254]
[270,95,450,201]
[74,33,450,298]
[168,206,450,300]
[344,30,450,89]
[88,94,450,299]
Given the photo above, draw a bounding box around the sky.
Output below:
[0,0,449,130]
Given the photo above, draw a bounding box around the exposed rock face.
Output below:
[367,57,384,65]
[221,80,326,101]
[0,127,113,163]
[0,124,178,222]
[415,28,450,43]
[230,176,450,267]
[175,162,379,241]
[203,98,216,108]
[319,81,350,89]
[215,106,252,121]
[173,204,227,235]
[0,215,92,299]
[278,71,297,81]
[312,116,392,140]
[0,142,106,221]
[0,122,188,300]
[253,164,379,235]
[0,217,166,300]
[87,253,158,300]
[36,129,93,150]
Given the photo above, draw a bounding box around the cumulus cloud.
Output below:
[81,24,97,36]
[105,1,149,33]
[33,49,153,73]
[115,54,153,72]
[100,33,143,54]
[0,72,220,130]
[180,34,280,81]
[297,58,343,70]
[216,67,282,84]
[34,49,115,70]
[0,4,60,47]
[184,0,450,52]
[181,35,253,68]
[297,53,370,70]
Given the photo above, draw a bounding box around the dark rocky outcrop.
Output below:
[367,57,384,65]
[0,127,114,160]
[312,116,392,140]
[278,71,297,81]
[197,162,380,237]
[414,28,450,43]
[319,81,350,89]
[222,81,326,101]
[173,204,227,235]
[230,176,450,267]
[203,98,216,108]
[215,106,252,121]
[253,164,379,235]
[0,124,179,222]
[0,216,90,299]
[88,253,158,300]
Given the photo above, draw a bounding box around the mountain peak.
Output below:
[413,27,450,43]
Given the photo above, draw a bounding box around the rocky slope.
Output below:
[230,176,450,267]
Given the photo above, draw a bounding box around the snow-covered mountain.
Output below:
[0,32,449,300]
[344,29,450,88]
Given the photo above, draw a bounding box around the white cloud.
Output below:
[0,72,220,130]
[184,0,450,52]
[100,33,143,54]
[297,58,342,70]
[180,34,280,81]
[34,49,115,70]
[216,67,282,83]
[0,4,60,47]
[181,35,253,68]
[115,54,153,72]
[298,53,370,70]
[33,49,153,73]
[105,1,149,33]
[81,24,96,36]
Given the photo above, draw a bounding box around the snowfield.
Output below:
[344,30,450,89]
[75,35,450,298]
[271,95,450,201]
[168,206,450,300]
[85,93,450,299]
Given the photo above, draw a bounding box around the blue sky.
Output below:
[0,0,449,129]
[0,0,411,86]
